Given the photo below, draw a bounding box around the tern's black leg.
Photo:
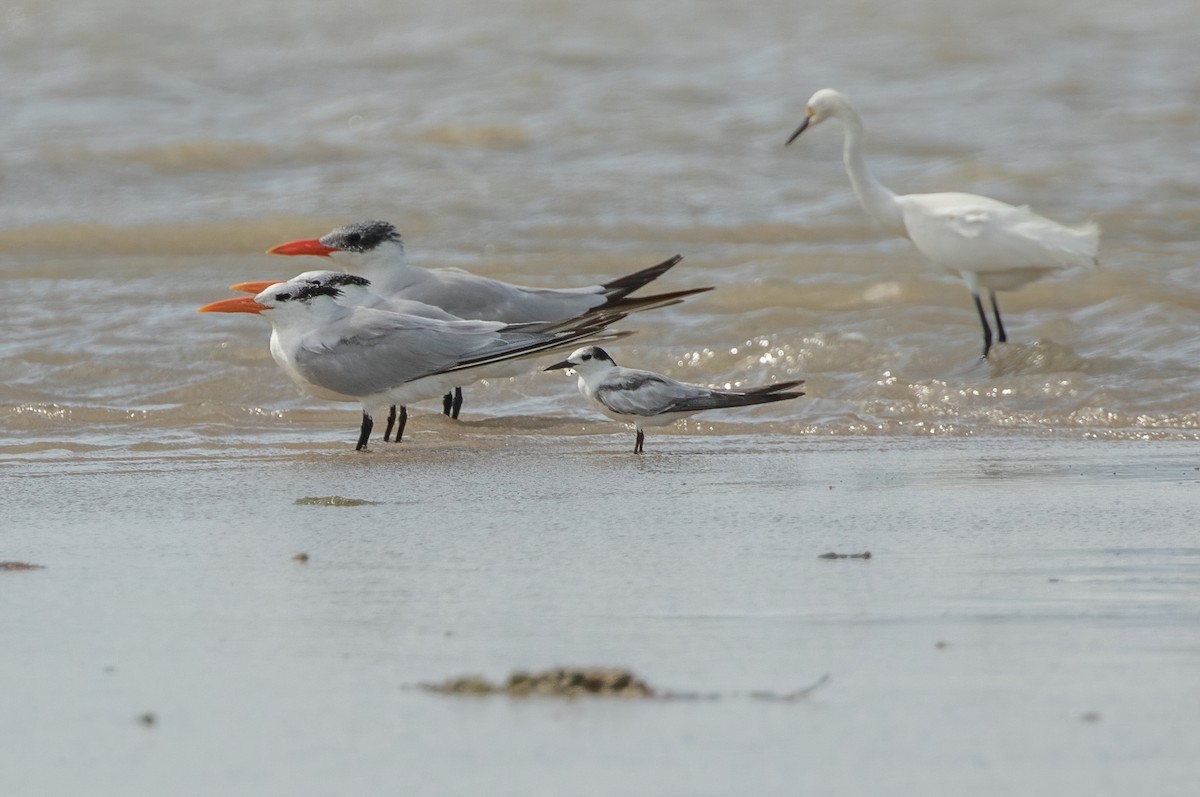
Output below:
[989,291,1007,344]
[972,293,994,359]
[355,411,374,451]
[394,406,408,441]
[634,429,645,454]
[450,387,463,420]
[442,392,453,416]
[383,406,397,442]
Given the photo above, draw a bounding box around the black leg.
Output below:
[989,291,1007,344]
[450,387,463,420]
[634,429,644,454]
[383,406,397,442]
[395,406,408,442]
[972,293,993,359]
[355,410,373,451]
[442,392,453,416]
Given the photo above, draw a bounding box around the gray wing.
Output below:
[595,371,805,417]
[291,310,512,397]
[593,371,711,417]
[399,269,606,323]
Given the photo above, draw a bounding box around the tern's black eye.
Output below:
[343,232,361,246]
[581,354,592,361]
[276,292,292,301]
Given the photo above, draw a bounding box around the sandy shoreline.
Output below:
[3,435,1198,796]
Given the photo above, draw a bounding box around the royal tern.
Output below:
[258,221,711,416]
[545,346,805,453]
[200,281,631,450]
[265,220,697,322]
[786,88,1099,358]
[228,271,461,443]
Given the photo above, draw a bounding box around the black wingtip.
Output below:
[593,285,714,316]
[600,254,685,299]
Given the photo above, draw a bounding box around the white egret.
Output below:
[787,89,1099,358]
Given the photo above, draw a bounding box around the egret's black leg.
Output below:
[972,293,994,359]
[450,387,463,420]
[442,392,453,416]
[394,406,408,441]
[634,429,644,454]
[383,406,397,442]
[989,291,1007,344]
[355,411,373,451]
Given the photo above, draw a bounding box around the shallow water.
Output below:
[2,1,1199,793]
[2,0,1199,447]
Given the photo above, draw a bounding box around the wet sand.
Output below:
[3,434,1198,796]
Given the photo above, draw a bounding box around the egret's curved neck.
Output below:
[837,107,906,238]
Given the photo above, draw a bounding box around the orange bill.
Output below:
[265,238,337,257]
[229,280,282,294]
[198,296,270,314]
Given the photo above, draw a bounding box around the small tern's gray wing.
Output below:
[593,371,708,417]
[659,381,806,413]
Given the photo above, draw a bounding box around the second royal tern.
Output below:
[786,88,1099,359]
[264,220,697,322]
[545,346,805,454]
[200,280,632,450]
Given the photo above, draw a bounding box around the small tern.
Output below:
[545,346,805,453]
[200,280,631,450]
[260,220,712,418]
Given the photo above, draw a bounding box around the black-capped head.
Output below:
[319,220,404,254]
[273,282,344,304]
[544,345,618,373]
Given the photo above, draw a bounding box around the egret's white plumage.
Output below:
[787,88,1099,358]
[545,346,805,453]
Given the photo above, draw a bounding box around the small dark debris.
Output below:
[744,674,831,702]
[1080,711,1102,723]
[0,561,45,571]
[1048,577,1061,583]
[423,668,653,699]
[294,496,378,507]
[136,712,157,727]
[419,669,830,702]
[292,552,310,563]
[426,674,494,696]
[818,551,871,560]
[935,641,949,649]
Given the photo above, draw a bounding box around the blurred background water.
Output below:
[1,0,1197,450]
